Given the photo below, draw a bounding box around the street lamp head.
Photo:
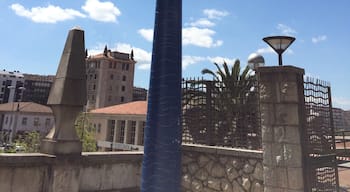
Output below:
[263,36,295,66]
[248,53,265,70]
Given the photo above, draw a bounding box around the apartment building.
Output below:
[86,46,136,110]
[22,74,54,105]
[0,70,25,104]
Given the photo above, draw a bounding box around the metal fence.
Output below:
[303,76,339,192]
[181,78,261,150]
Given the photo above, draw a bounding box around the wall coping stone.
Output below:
[182,144,263,159]
[0,151,143,167]
[256,65,305,75]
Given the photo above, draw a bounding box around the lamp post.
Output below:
[9,87,25,144]
[248,53,265,71]
[263,36,295,66]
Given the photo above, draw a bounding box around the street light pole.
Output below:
[8,87,25,144]
[7,85,16,144]
[262,36,295,66]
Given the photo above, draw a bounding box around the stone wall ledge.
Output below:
[0,151,143,167]
[256,65,305,74]
[182,144,263,159]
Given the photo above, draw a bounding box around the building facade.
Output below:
[132,87,147,101]
[86,46,136,110]
[0,70,25,104]
[89,101,146,151]
[0,102,54,142]
[22,74,54,105]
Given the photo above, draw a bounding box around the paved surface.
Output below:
[339,168,350,191]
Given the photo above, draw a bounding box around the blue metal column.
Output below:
[141,0,182,191]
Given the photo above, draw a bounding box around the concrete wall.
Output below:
[182,144,263,192]
[0,152,142,192]
[0,145,263,192]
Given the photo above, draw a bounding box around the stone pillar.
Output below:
[135,121,141,145]
[41,27,86,155]
[124,120,130,144]
[39,27,87,192]
[257,66,305,192]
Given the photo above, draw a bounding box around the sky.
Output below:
[0,0,350,110]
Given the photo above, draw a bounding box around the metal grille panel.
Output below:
[303,77,339,192]
[182,78,261,150]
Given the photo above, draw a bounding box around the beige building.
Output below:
[86,46,136,110]
[0,102,54,142]
[89,101,147,151]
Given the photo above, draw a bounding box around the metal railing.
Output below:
[181,78,261,150]
[303,76,339,192]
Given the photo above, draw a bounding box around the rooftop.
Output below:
[90,101,147,115]
[0,102,52,113]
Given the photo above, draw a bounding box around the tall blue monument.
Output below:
[141,0,182,191]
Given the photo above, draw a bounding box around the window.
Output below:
[93,84,96,90]
[34,117,40,126]
[108,95,112,101]
[122,75,126,81]
[140,121,146,145]
[89,74,93,80]
[45,118,51,127]
[126,64,129,71]
[130,121,136,144]
[97,124,101,133]
[5,116,8,124]
[119,121,125,143]
[110,74,114,80]
[121,86,125,92]
[108,120,115,142]
[94,74,97,79]
[22,117,27,125]
[122,63,126,70]
[120,96,124,102]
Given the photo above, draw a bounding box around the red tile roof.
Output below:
[0,102,52,113]
[90,101,147,115]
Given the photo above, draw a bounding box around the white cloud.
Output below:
[138,29,154,42]
[277,24,297,36]
[87,43,106,56]
[183,27,223,48]
[138,27,223,48]
[333,97,350,110]
[182,56,206,69]
[203,9,229,19]
[115,43,152,70]
[187,18,215,28]
[256,47,275,54]
[82,0,121,22]
[312,35,327,43]
[207,56,236,66]
[10,3,86,23]
[256,46,294,55]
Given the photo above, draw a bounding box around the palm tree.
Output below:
[201,59,257,147]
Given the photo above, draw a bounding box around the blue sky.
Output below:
[0,0,350,110]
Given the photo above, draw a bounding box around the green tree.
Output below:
[7,131,41,153]
[75,113,97,152]
[201,59,257,147]
[183,59,258,147]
